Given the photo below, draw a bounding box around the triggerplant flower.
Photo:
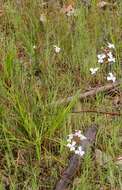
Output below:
[67,141,76,151]
[107,51,115,63]
[97,53,106,64]
[107,73,116,83]
[66,130,87,157]
[74,130,87,140]
[90,67,99,75]
[63,5,75,17]
[75,146,85,157]
[107,42,115,49]
[54,45,61,53]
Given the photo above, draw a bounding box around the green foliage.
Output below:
[0,0,121,189]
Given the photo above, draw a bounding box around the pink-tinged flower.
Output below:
[116,156,122,161]
[74,130,87,140]
[63,5,75,16]
[74,130,81,137]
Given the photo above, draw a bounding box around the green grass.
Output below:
[0,0,122,189]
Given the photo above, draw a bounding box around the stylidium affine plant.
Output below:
[91,42,117,83]
[66,130,87,157]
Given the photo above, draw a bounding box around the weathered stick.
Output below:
[40,110,121,117]
[55,126,97,190]
[72,110,121,116]
[52,80,121,106]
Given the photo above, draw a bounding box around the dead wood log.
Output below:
[52,80,121,106]
[55,126,97,190]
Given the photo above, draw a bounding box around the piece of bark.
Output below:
[51,80,121,106]
[55,126,97,190]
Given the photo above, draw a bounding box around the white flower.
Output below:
[74,130,87,140]
[75,146,85,157]
[97,53,106,63]
[68,134,73,140]
[67,141,76,151]
[67,134,73,142]
[107,51,113,58]
[66,8,75,16]
[33,45,36,49]
[79,134,87,141]
[67,138,71,143]
[107,52,115,63]
[40,14,46,23]
[90,67,99,75]
[98,59,104,63]
[97,54,106,59]
[107,73,116,83]
[108,42,115,49]
[66,131,87,154]
[54,45,61,53]
[74,130,81,137]
[108,57,115,63]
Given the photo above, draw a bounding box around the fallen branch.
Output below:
[72,110,121,116]
[52,81,121,106]
[55,126,97,190]
[41,110,121,117]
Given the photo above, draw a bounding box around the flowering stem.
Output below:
[55,126,97,190]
